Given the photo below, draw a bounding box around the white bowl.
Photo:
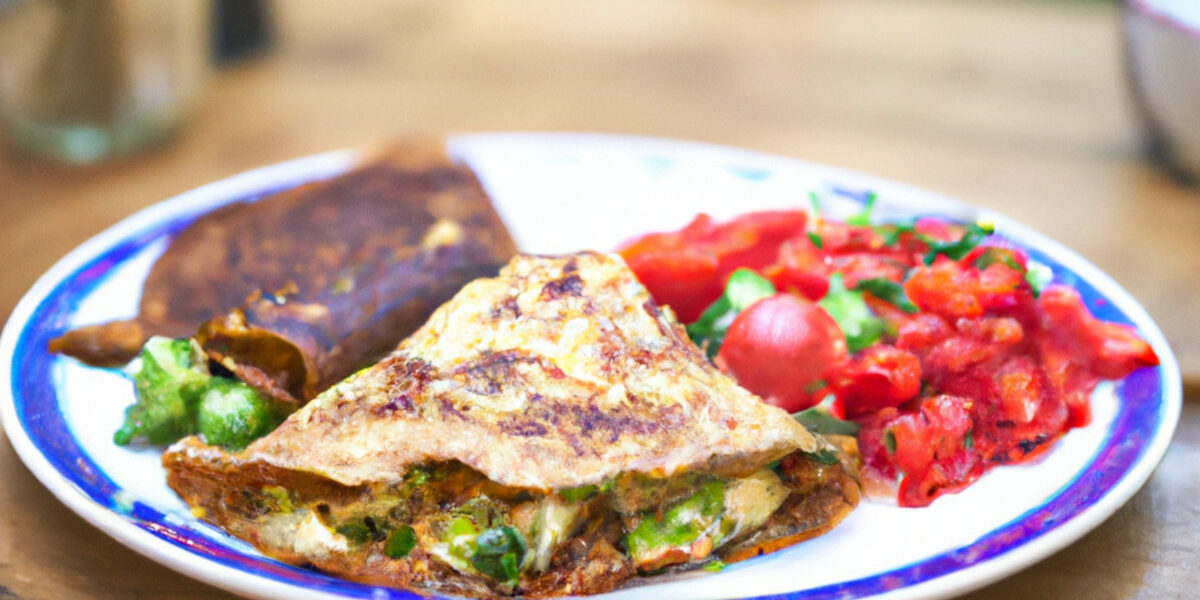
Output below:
[1124,0,1200,180]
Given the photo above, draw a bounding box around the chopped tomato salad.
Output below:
[618,201,1159,507]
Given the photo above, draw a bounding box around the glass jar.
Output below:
[0,0,209,163]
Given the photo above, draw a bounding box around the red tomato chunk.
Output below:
[618,211,808,322]
[620,209,1160,507]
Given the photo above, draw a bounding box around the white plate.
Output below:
[0,133,1181,600]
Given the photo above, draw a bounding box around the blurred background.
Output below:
[0,0,1198,598]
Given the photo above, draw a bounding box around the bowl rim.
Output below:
[1127,0,1200,38]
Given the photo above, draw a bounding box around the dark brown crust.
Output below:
[719,445,862,564]
[46,320,145,367]
[164,439,496,598]
[520,513,635,598]
[197,240,508,405]
[49,143,517,404]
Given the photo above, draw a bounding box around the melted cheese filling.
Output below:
[245,461,798,583]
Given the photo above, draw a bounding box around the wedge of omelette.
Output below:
[163,251,860,597]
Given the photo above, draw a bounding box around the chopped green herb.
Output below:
[807,449,842,465]
[846,192,877,226]
[885,429,897,455]
[385,525,417,559]
[558,484,598,503]
[964,430,975,450]
[819,273,883,352]
[802,380,829,396]
[807,231,824,249]
[854,277,919,314]
[808,190,821,214]
[703,559,728,573]
[878,221,917,246]
[686,269,776,358]
[1024,258,1053,296]
[972,247,1023,272]
[406,467,432,485]
[792,405,860,436]
[331,274,355,294]
[923,221,995,265]
[442,516,482,567]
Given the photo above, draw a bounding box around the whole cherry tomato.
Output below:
[716,293,848,412]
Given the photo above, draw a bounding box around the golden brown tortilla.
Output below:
[163,252,859,597]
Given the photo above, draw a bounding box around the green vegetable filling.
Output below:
[335,522,374,545]
[557,484,598,503]
[428,497,529,585]
[114,337,208,445]
[114,336,283,450]
[194,377,280,450]
[385,525,417,559]
[625,479,726,564]
[471,525,528,584]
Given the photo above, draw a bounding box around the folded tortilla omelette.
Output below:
[50,143,517,406]
[164,251,859,597]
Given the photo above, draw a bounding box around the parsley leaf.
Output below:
[792,405,860,436]
[808,190,821,214]
[807,449,843,465]
[846,191,877,226]
[1024,258,1053,296]
[972,247,1023,272]
[854,277,919,313]
[923,221,995,265]
[818,273,883,352]
[807,231,824,249]
[686,269,776,358]
[878,220,917,246]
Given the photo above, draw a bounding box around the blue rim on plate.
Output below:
[0,133,1181,600]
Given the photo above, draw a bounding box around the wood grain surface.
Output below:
[1,1,1196,599]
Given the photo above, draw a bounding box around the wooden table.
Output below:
[1,1,1196,598]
